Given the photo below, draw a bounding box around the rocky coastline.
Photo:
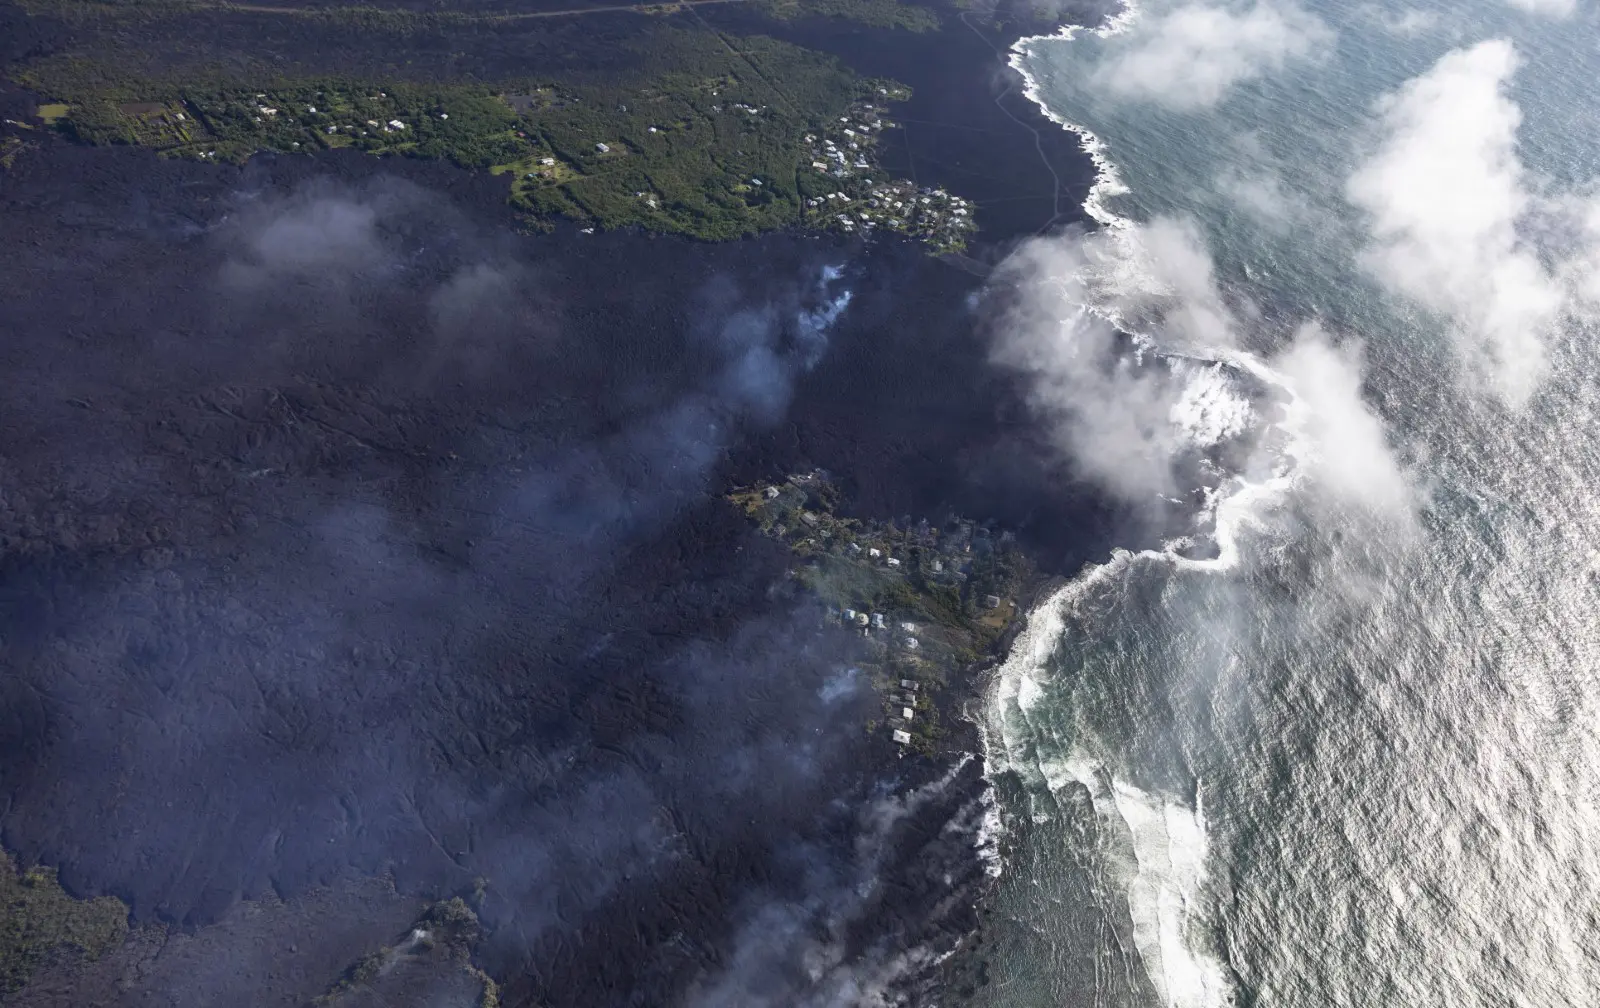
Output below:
[0,0,1120,1002]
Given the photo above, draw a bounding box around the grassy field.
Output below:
[0,855,129,997]
[9,3,947,241]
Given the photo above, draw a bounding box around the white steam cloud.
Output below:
[990,228,1218,501]
[1565,194,1600,306]
[1274,325,1413,516]
[1347,40,1560,405]
[992,220,1413,519]
[1503,0,1576,17]
[1092,1,1333,111]
[1355,5,1443,36]
[1347,40,1600,406]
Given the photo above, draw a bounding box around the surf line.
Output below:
[1008,0,1143,231]
[973,5,1313,1005]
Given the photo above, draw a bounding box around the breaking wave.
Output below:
[980,1,1600,1008]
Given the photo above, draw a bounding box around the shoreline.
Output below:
[1006,0,1140,230]
[869,0,1145,1000]
[0,0,1139,1001]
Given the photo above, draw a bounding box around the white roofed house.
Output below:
[892,729,912,745]
[901,707,914,720]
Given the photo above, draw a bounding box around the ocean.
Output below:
[975,0,1600,1005]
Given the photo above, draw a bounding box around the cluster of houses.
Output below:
[176,89,447,154]
[736,471,1028,753]
[890,678,921,746]
[807,178,975,251]
[794,101,977,251]
[801,103,887,179]
[837,608,922,645]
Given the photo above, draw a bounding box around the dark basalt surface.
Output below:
[706,0,1121,246]
[0,0,1140,1000]
[0,141,1127,1004]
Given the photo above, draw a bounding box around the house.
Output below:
[595,142,610,153]
[886,557,901,568]
[540,157,557,166]
[931,560,943,573]
[903,637,919,650]
[799,512,820,528]
[901,707,914,720]
[387,119,405,130]
[900,679,918,690]
[868,548,881,559]
[900,622,917,633]
[870,613,885,629]
[892,729,912,745]
[984,595,1002,609]
[855,613,870,627]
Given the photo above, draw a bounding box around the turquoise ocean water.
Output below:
[977,1,1600,1004]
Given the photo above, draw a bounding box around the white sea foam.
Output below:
[983,3,1600,1007]
[1170,361,1255,448]
[1108,777,1232,1008]
[1009,0,1143,230]
[982,5,1308,1003]
[1005,730,1235,1007]
[973,783,1007,877]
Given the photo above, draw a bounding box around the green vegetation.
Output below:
[729,471,1036,754]
[496,35,871,239]
[1,855,130,997]
[315,896,493,1007]
[6,0,978,247]
[39,80,532,164]
[798,96,977,253]
[754,0,940,31]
